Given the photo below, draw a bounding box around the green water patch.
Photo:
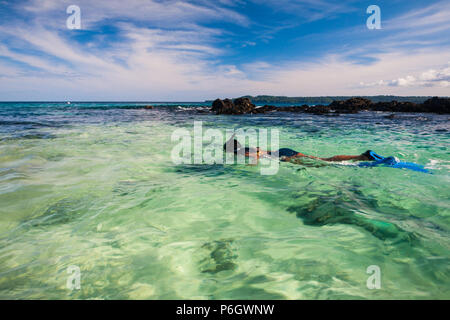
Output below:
[199,239,237,274]
[286,183,418,243]
[23,197,93,229]
[170,159,417,242]
[0,112,448,299]
[171,164,258,180]
[112,180,169,197]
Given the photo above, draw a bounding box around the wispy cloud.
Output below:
[21,0,251,28]
[249,0,358,20]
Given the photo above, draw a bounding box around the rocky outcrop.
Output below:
[304,105,332,115]
[209,96,450,115]
[277,105,331,114]
[211,98,234,114]
[211,98,256,114]
[331,97,449,114]
[371,101,420,112]
[421,97,450,114]
[329,97,372,113]
[277,105,308,113]
[234,97,257,114]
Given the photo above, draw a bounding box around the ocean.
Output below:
[0,102,449,299]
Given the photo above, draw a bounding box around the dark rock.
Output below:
[234,97,257,114]
[254,105,277,114]
[211,98,235,114]
[278,104,331,114]
[328,97,450,114]
[304,105,331,115]
[211,98,256,115]
[401,102,421,112]
[277,105,309,113]
[329,97,372,113]
[210,96,450,116]
[421,97,450,114]
[144,105,153,109]
[384,114,396,119]
[372,101,420,112]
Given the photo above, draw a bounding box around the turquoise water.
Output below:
[0,102,449,299]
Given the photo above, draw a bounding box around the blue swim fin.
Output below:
[358,152,430,174]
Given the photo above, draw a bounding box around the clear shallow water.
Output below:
[0,102,449,299]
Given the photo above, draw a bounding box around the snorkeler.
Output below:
[223,135,376,162]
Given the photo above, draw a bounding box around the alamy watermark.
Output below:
[171,121,280,175]
[366,5,381,30]
[66,5,81,30]
[66,265,81,290]
[366,265,381,289]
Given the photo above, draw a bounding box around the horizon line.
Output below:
[0,95,448,103]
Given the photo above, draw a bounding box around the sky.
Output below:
[0,0,449,101]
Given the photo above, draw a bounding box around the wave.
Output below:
[0,120,61,127]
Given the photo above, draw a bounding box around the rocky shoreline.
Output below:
[138,96,450,115]
[209,97,450,115]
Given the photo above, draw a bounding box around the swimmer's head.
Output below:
[224,139,242,153]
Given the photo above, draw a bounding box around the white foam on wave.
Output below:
[426,159,450,170]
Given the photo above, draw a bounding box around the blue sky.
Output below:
[0,0,449,101]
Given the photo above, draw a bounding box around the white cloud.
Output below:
[391,76,417,87]
[359,63,450,89]
[0,0,449,100]
[1,23,449,100]
[420,66,450,82]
